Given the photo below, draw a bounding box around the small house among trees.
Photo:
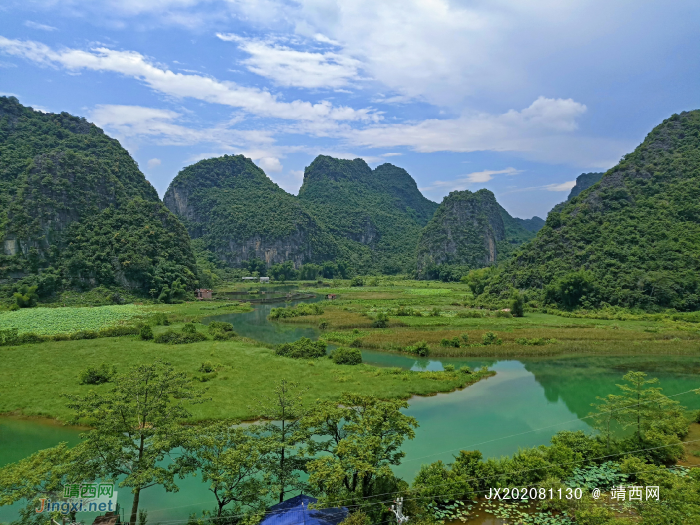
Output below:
[195,289,212,300]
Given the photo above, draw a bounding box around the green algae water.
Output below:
[2,299,699,523]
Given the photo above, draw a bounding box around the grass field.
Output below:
[0,332,492,422]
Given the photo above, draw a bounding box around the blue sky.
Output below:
[1,0,699,218]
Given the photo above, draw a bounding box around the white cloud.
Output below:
[420,167,521,192]
[544,180,576,191]
[216,32,362,89]
[147,158,162,169]
[257,156,283,172]
[24,21,58,31]
[0,36,379,122]
[347,97,587,153]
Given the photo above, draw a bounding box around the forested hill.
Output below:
[0,96,197,300]
[297,156,439,273]
[164,155,340,268]
[416,189,536,279]
[489,110,700,311]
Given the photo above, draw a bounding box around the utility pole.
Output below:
[390,497,409,524]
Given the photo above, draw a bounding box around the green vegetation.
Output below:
[268,303,324,319]
[275,337,327,359]
[486,110,700,311]
[0,304,145,335]
[330,347,362,365]
[77,364,116,385]
[416,189,535,280]
[0,97,197,302]
[298,156,439,274]
[163,155,340,269]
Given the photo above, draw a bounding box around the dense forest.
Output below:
[482,110,700,311]
[0,97,197,302]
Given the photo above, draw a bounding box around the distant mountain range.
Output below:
[164,155,539,275]
[5,95,697,311]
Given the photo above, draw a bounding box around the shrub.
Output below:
[482,331,502,345]
[13,285,38,308]
[406,341,430,357]
[71,330,99,340]
[199,361,216,373]
[395,306,418,316]
[318,320,329,329]
[207,321,234,334]
[331,347,362,365]
[429,307,441,317]
[349,338,364,348]
[440,337,460,348]
[150,313,170,326]
[456,310,482,318]
[372,312,389,328]
[350,277,364,287]
[494,310,512,318]
[19,333,44,344]
[0,328,20,346]
[460,333,469,343]
[443,364,455,372]
[212,330,237,341]
[154,329,207,344]
[269,303,324,319]
[515,337,557,346]
[139,325,154,340]
[182,323,197,334]
[460,366,472,374]
[99,325,140,338]
[78,364,116,385]
[275,337,327,359]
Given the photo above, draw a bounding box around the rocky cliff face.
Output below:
[416,189,506,274]
[163,155,340,267]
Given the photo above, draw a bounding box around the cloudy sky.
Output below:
[1,0,698,218]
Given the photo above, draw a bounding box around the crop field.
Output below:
[0,305,146,335]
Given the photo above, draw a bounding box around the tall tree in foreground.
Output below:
[304,394,418,505]
[66,360,203,525]
[250,379,311,503]
[179,421,270,518]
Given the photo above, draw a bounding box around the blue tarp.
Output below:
[259,495,348,525]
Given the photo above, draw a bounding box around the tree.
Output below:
[590,394,624,451]
[250,380,310,503]
[510,291,525,317]
[65,360,203,525]
[178,421,269,518]
[304,394,418,505]
[270,261,297,282]
[615,371,683,444]
[0,443,87,525]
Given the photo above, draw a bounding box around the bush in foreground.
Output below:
[331,347,362,365]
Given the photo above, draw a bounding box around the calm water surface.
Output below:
[2,295,699,522]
